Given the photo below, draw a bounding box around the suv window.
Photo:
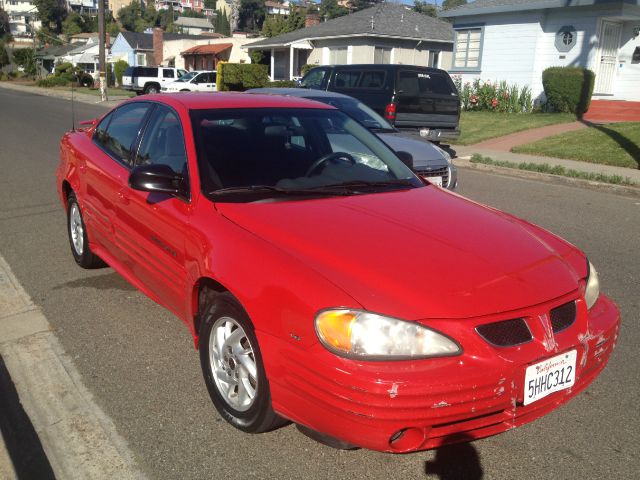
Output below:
[94,103,151,166]
[136,67,157,77]
[163,69,175,79]
[334,71,360,88]
[397,70,455,96]
[358,71,386,89]
[137,105,188,177]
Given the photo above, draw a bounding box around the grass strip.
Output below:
[469,154,636,186]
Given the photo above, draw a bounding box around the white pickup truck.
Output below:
[121,66,187,95]
[161,71,217,93]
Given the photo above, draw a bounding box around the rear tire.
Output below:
[67,192,105,269]
[199,290,286,433]
[144,83,160,94]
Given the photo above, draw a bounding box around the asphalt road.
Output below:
[0,88,638,479]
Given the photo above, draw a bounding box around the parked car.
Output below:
[248,88,457,189]
[122,66,188,95]
[299,64,460,141]
[161,70,217,93]
[57,93,619,453]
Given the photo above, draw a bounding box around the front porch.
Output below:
[253,43,311,80]
[584,100,640,123]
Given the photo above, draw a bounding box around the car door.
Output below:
[193,72,216,92]
[162,68,176,87]
[116,104,191,316]
[87,102,153,265]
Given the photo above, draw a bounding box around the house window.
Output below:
[374,47,392,64]
[428,51,440,68]
[329,47,347,65]
[454,28,482,69]
[136,53,147,66]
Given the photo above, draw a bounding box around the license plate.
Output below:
[424,176,443,187]
[419,128,430,138]
[524,350,577,406]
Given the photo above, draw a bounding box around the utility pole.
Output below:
[98,0,108,101]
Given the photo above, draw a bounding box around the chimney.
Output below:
[153,28,163,66]
[305,14,320,28]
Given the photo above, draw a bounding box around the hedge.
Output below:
[542,67,595,116]
[37,76,71,87]
[217,63,270,91]
[267,80,297,88]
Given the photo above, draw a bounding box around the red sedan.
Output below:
[56,93,619,453]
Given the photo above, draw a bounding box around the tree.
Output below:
[349,0,382,12]
[34,0,66,33]
[442,0,467,10]
[215,9,231,36]
[12,47,37,76]
[239,0,265,32]
[0,40,9,68]
[62,12,83,36]
[319,0,348,20]
[413,1,437,17]
[204,0,216,9]
[0,8,10,39]
[117,2,160,33]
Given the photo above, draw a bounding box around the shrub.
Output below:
[542,67,595,116]
[37,76,71,87]
[452,75,534,113]
[267,80,297,88]
[218,62,269,91]
[300,64,315,77]
[113,59,128,86]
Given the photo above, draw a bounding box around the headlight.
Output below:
[431,144,452,164]
[585,260,600,309]
[315,309,461,360]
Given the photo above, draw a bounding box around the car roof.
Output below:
[134,92,337,111]
[307,64,445,73]
[248,88,355,100]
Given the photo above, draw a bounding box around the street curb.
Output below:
[0,254,146,480]
[0,81,128,109]
[454,157,640,198]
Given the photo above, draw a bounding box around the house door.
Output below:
[595,21,622,94]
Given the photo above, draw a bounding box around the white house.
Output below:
[440,0,640,102]
[0,0,41,40]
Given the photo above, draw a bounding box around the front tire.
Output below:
[67,192,105,269]
[199,291,284,433]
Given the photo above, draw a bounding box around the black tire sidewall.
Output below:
[199,294,273,432]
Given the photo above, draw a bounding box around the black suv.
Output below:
[299,64,460,141]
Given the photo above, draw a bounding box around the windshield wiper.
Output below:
[309,179,417,191]
[209,185,352,197]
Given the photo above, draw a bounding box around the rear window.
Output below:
[133,67,158,78]
[124,67,134,76]
[397,71,455,96]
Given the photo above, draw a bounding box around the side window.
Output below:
[333,70,360,89]
[136,106,188,177]
[163,69,175,79]
[358,71,386,89]
[94,103,151,166]
[193,73,205,83]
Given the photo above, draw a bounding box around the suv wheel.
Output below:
[144,83,160,94]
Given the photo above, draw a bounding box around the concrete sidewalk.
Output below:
[0,253,145,479]
[468,121,588,152]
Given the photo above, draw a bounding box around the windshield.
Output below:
[176,71,198,83]
[191,108,422,202]
[309,97,393,131]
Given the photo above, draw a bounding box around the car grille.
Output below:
[416,166,449,187]
[550,301,576,333]
[476,318,532,347]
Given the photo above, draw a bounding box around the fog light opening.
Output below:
[389,427,426,452]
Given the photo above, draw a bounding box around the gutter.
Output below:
[246,33,453,49]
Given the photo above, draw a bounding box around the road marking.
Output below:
[0,253,146,480]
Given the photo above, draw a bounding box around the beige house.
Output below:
[246,4,454,80]
[164,33,262,70]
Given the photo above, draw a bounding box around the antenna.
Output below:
[71,72,76,131]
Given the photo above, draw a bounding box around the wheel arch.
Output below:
[192,276,232,349]
[61,180,73,207]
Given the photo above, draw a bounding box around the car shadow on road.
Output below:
[424,435,483,480]
[53,271,137,292]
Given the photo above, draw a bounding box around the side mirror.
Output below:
[396,151,414,170]
[129,164,182,195]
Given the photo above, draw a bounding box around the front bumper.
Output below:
[261,293,619,452]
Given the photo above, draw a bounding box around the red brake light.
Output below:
[384,103,396,121]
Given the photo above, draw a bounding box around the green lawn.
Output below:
[512,122,640,169]
[451,112,577,145]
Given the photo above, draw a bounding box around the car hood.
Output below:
[377,132,447,169]
[216,187,582,320]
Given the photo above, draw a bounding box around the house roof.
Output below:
[174,17,215,29]
[439,0,622,18]
[119,31,206,51]
[246,3,453,49]
[181,43,233,55]
[35,43,77,59]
